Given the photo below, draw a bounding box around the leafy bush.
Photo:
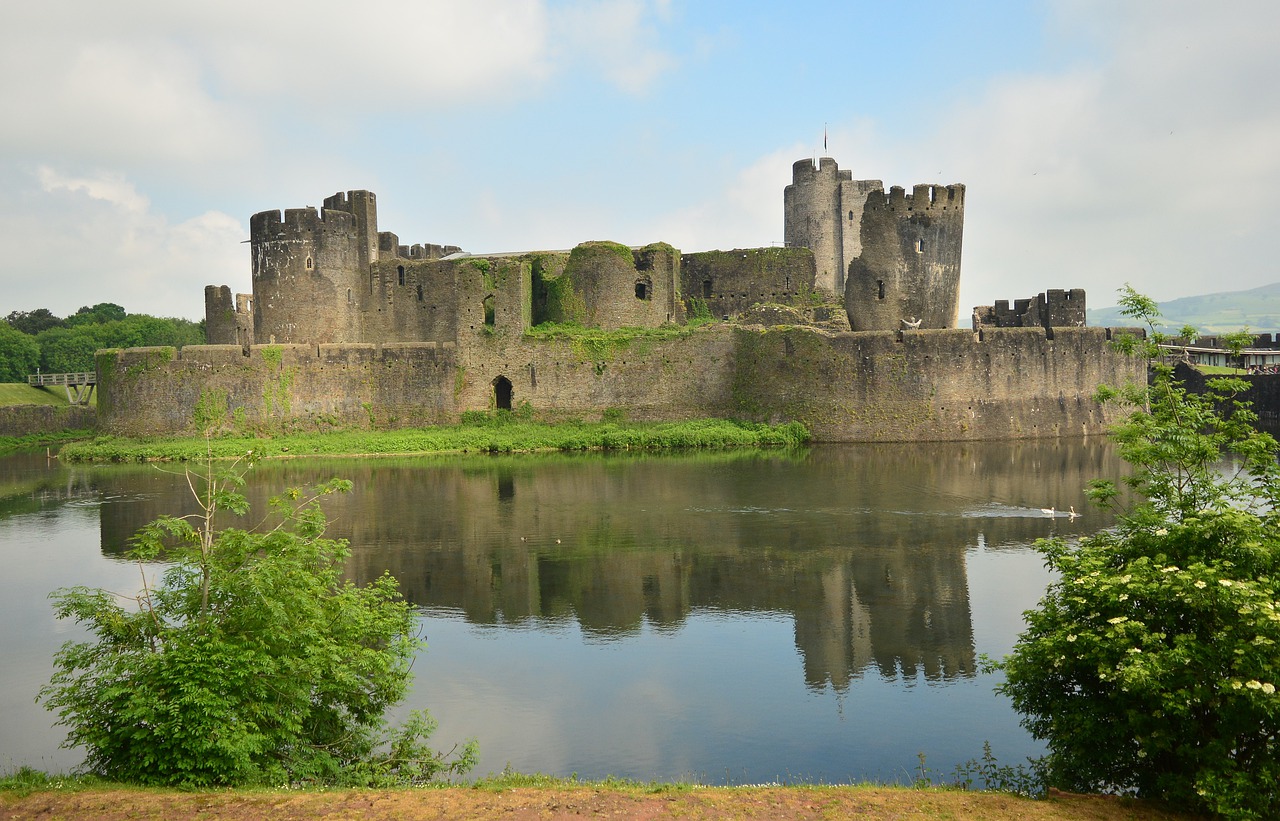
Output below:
[39,456,476,787]
[996,287,1280,819]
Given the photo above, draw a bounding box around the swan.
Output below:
[1040,507,1055,517]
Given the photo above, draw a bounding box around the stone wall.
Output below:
[97,325,1143,442]
[728,325,1144,441]
[0,404,96,437]
[96,343,459,436]
[680,248,817,320]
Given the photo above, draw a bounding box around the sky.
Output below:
[1,0,1276,322]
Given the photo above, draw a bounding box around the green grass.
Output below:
[57,417,810,462]
[0,383,73,407]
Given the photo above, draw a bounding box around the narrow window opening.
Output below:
[306,256,314,270]
[347,288,352,304]
[398,265,405,286]
[416,284,424,302]
[635,281,649,300]
[848,210,854,222]
[493,375,513,410]
[877,280,885,300]
[915,239,925,254]
[702,279,712,298]
[483,295,495,326]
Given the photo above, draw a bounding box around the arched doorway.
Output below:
[492,375,513,410]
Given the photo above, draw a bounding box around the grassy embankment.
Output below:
[0,383,96,452]
[58,416,810,462]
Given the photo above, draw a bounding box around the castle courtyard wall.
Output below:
[96,326,1143,442]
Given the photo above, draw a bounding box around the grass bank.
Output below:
[58,417,810,463]
[0,383,69,407]
[0,429,95,454]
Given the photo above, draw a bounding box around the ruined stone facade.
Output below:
[784,158,965,331]
[95,156,1143,442]
[973,289,1086,332]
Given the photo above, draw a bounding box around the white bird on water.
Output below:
[1040,507,1055,517]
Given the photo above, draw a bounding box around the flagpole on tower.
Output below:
[823,123,827,154]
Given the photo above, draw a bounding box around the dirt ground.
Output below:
[1,786,1199,820]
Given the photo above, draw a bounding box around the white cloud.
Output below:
[203,0,552,105]
[0,168,243,319]
[643,147,802,252]
[38,168,150,214]
[550,0,678,94]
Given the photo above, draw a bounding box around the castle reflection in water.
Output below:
[87,440,1119,692]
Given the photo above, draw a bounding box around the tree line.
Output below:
[0,304,203,382]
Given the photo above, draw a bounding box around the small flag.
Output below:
[823,125,827,151]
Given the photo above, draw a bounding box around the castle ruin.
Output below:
[98,157,1141,442]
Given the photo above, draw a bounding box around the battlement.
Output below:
[879,183,965,212]
[973,288,1086,331]
[250,204,356,240]
[322,189,375,214]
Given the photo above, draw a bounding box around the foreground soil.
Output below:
[1,786,1199,820]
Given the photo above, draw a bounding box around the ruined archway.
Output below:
[493,375,513,410]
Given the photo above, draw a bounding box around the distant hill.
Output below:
[1087,282,1280,333]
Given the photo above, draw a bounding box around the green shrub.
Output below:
[996,287,1280,819]
[39,456,476,787]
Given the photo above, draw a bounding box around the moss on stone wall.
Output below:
[193,387,230,434]
[537,272,587,326]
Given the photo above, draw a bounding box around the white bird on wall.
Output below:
[901,317,922,329]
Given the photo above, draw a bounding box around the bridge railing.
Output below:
[27,372,96,387]
[26,372,97,405]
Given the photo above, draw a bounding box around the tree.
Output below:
[39,456,476,787]
[0,322,40,381]
[996,286,1280,819]
[1220,328,1255,373]
[5,308,64,335]
[36,316,205,373]
[65,303,127,326]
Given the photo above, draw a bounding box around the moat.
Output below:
[0,441,1121,783]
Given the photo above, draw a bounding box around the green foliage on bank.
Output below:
[2,304,203,376]
[996,286,1280,819]
[58,417,810,463]
[38,457,476,787]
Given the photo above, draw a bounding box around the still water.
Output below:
[0,441,1122,784]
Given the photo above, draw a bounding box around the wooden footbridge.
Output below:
[27,372,96,405]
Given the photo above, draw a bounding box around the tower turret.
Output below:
[249,190,378,344]
[785,157,965,331]
[844,182,965,331]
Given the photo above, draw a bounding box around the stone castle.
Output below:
[97,157,1136,441]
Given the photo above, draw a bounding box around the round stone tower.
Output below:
[249,190,378,344]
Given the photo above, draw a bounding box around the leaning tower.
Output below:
[784,157,965,331]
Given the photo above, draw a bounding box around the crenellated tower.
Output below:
[845,182,965,331]
[785,158,965,331]
[248,190,379,344]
